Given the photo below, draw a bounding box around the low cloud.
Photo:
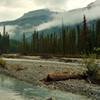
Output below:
[0,25,17,35]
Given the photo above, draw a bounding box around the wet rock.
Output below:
[46,97,56,100]
[94,68,100,84]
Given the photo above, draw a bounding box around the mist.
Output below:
[0,25,18,39]
[36,0,100,31]
[0,0,99,39]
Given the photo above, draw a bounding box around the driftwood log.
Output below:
[46,71,86,82]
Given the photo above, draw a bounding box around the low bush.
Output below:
[94,48,100,55]
[40,54,53,59]
[82,54,98,82]
[0,58,6,68]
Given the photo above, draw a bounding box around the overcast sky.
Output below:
[0,0,96,21]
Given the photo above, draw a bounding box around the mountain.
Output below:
[0,0,99,39]
[0,9,58,27]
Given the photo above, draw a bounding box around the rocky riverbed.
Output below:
[0,57,100,100]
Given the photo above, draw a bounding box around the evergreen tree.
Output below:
[21,33,29,55]
[62,25,66,55]
[80,15,90,54]
[96,19,100,48]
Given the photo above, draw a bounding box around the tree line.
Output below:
[0,15,100,56]
[0,26,9,54]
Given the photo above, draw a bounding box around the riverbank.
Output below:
[0,57,100,100]
[0,74,92,100]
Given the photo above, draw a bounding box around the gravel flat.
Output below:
[0,57,100,100]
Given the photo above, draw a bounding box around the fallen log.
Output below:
[45,71,86,82]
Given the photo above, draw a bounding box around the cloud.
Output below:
[66,0,96,10]
[0,25,17,36]
[36,0,99,31]
[0,0,44,21]
[0,0,96,21]
[34,0,67,10]
[34,0,96,10]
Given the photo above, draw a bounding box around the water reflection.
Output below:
[0,74,91,100]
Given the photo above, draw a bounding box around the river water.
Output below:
[0,74,91,100]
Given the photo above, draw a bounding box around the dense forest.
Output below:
[0,15,100,56]
[0,26,9,54]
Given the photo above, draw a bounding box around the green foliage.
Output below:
[0,26,10,54]
[1,15,100,57]
[94,48,100,55]
[82,54,98,79]
[0,58,6,68]
[16,15,98,56]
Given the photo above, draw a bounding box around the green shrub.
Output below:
[81,54,98,80]
[94,48,100,55]
[0,58,6,68]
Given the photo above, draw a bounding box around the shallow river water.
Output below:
[0,74,91,100]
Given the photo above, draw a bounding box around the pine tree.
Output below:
[62,24,66,55]
[96,19,100,48]
[0,32,2,54]
[21,33,28,55]
[80,15,90,54]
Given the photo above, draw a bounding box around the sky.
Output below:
[0,0,96,21]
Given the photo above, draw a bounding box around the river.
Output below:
[0,74,91,100]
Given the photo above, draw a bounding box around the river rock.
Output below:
[46,97,56,100]
[94,68,100,84]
